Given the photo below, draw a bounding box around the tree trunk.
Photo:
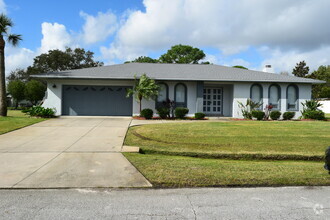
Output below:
[139,94,142,113]
[0,37,6,116]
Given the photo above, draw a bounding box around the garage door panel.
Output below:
[62,85,133,116]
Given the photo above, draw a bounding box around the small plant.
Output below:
[194,112,206,120]
[301,100,325,120]
[140,108,153,119]
[237,99,262,119]
[251,110,265,120]
[283,112,295,120]
[156,107,170,119]
[270,111,281,120]
[175,107,189,119]
[23,106,56,118]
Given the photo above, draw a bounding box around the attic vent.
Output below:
[265,65,272,68]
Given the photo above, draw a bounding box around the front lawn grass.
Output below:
[124,153,330,187]
[0,110,46,135]
[125,121,329,160]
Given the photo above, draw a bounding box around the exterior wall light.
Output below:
[52,84,57,88]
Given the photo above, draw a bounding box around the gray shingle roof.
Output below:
[32,63,325,84]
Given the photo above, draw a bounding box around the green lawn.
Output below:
[124,120,330,187]
[125,121,330,160]
[326,113,330,120]
[0,110,46,135]
[124,153,330,187]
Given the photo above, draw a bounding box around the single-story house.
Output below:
[33,63,325,118]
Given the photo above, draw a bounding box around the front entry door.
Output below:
[203,88,223,115]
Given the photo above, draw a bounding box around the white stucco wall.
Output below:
[232,82,312,119]
[43,79,198,116]
[43,79,313,118]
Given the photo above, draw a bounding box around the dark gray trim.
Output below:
[196,81,204,98]
[268,84,281,110]
[174,83,187,108]
[250,83,263,109]
[286,84,299,111]
[156,82,169,109]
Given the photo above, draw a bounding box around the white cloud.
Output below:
[39,22,74,53]
[101,0,330,63]
[5,47,36,75]
[0,0,6,14]
[260,46,330,73]
[80,11,117,44]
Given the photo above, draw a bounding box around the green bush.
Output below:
[283,112,295,120]
[270,111,281,120]
[302,110,325,120]
[175,107,189,119]
[156,107,170,119]
[23,106,55,118]
[251,110,265,120]
[140,108,153,119]
[194,112,206,119]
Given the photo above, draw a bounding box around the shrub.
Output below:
[301,100,325,120]
[23,106,55,118]
[302,110,325,120]
[194,112,206,120]
[283,112,295,120]
[156,107,170,119]
[140,108,153,119]
[270,111,281,120]
[175,107,189,119]
[251,110,265,120]
[237,99,262,119]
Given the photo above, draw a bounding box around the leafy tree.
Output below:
[233,65,248,70]
[7,80,26,108]
[6,68,31,83]
[129,56,158,63]
[0,14,22,116]
[159,44,206,64]
[29,47,103,74]
[306,65,330,98]
[25,80,46,105]
[126,74,159,113]
[292,60,309,77]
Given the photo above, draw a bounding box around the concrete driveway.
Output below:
[0,117,151,188]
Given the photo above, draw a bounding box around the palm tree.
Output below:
[0,14,22,116]
[126,74,159,113]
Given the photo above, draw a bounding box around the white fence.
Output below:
[319,100,330,113]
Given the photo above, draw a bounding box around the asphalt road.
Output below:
[1,187,329,219]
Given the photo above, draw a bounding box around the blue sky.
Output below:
[3,0,330,74]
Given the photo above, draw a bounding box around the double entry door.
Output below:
[203,87,223,115]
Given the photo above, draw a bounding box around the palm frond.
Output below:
[0,14,13,34]
[7,34,22,46]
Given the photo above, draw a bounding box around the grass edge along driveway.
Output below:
[0,110,47,135]
[124,120,330,187]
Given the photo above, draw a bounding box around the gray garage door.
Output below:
[62,85,133,116]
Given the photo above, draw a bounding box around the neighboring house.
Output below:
[32,63,325,118]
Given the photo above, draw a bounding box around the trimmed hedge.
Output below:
[283,112,295,120]
[140,108,153,119]
[194,112,206,120]
[175,107,189,119]
[270,111,281,120]
[156,107,169,119]
[251,110,265,120]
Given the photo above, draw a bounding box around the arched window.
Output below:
[250,84,263,108]
[268,84,281,110]
[156,82,168,108]
[287,84,299,110]
[174,83,187,107]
